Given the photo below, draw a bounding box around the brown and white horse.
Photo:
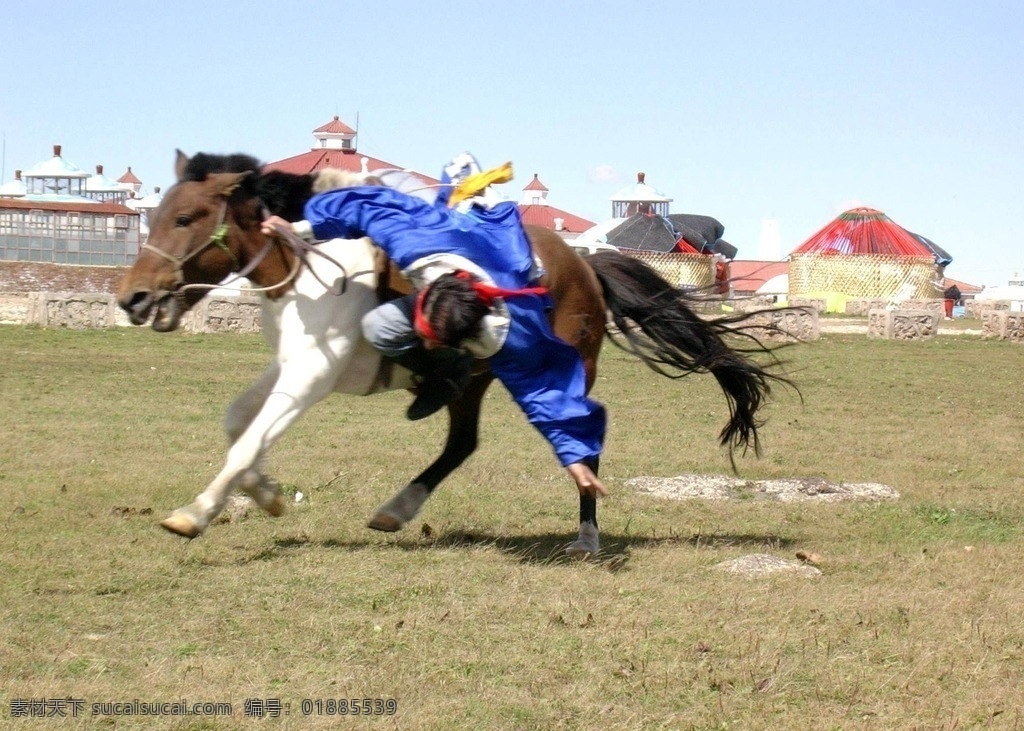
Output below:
[117,151,794,555]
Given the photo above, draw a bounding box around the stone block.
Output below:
[184,295,263,334]
[788,296,827,314]
[868,308,940,340]
[982,311,1024,342]
[867,308,892,338]
[28,292,119,329]
[844,298,888,316]
[745,307,820,342]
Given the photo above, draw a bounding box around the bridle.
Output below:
[140,201,235,291]
[139,200,302,295]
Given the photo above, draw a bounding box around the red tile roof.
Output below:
[263,118,594,235]
[523,174,548,192]
[262,149,438,188]
[314,115,357,135]
[117,167,142,185]
[518,204,595,234]
[0,198,138,215]
[945,277,983,295]
[728,260,790,293]
[263,149,594,233]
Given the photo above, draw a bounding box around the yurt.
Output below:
[788,207,943,305]
[580,173,730,290]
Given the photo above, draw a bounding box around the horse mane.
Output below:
[256,171,316,222]
[181,154,379,221]
[258,167,382,221]
[182,152,262,181]
[179,152,264,205]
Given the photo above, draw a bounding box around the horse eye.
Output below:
[175,215,191,227]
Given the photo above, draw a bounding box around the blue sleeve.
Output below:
[490,299,606,467]
[303,187,536,286]
[303,186,456,268]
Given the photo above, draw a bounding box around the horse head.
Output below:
[117,150,267,331]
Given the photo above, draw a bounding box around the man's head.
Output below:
[414,272,490,348]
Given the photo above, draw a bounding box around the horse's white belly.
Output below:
[261,236,414,397]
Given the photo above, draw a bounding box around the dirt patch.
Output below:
[626,474,899,503]
[715,553,823,578]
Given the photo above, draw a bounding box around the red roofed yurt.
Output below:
[788,207,941,302]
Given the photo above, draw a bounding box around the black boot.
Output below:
[393,347,474,421]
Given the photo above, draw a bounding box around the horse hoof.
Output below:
[565,522,600,558]
[367,484,428,533]
[367,512,403,532]
[264,493,286,517]
[239,473,286,517]
[161,512,201,539]
[565,543,598,559]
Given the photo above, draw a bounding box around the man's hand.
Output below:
[260,215,292,237]
[567,462,609,498]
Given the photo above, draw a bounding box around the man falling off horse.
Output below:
[262,154,607,554]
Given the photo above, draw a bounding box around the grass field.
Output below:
[1,324,1022,730]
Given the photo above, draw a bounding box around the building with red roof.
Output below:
[263,117,594,237]
[117,167,143,195]
[263,116,436,191]
[517,173,595,236]
[728,260,791,296]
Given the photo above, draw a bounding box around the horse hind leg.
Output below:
[367,374,491,532]
[366,483,430,532]
[565,456,601,558]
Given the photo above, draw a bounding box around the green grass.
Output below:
[1,325,1022,730]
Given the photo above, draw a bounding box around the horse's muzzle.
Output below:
[119,289,182,331]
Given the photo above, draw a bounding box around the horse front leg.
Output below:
[222,362,289,518]
[367,373,493,532]
[160,356,341,539]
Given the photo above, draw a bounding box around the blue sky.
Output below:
[2,1,1021,286]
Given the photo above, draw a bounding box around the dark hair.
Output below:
[424,272,490,346]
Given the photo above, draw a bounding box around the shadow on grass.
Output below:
[233,528,797,573]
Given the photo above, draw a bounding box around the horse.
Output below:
[117,150,795,555]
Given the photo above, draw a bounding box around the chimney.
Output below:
[637,172,645,184]
[54,144,62,157]
[554,217,565,232]
[96,164,104,174]
[15,170,21,180]
[154,187,161,194]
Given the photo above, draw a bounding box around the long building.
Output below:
[0,145,143,266]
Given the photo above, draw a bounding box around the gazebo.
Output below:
[788,207,944,303]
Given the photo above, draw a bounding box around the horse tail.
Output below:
[585,251,797,462]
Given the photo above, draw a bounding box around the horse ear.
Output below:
[210,171,252,198]
[174,149,190,181]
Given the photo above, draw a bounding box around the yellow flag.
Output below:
[447,162,514,207]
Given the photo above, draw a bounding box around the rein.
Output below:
[142,191,372,298]
[261,217,354,297]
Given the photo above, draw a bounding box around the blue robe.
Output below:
[303,186,606,466]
